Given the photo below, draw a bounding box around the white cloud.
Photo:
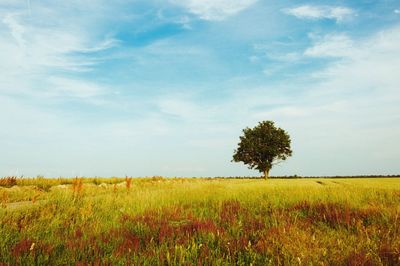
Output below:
[0,7,118,101]
[284,5,355,22]
[304,33,354,57]
[46,77,107,98]
[309,26,400,91]
[2,13,26,48]
[158,98,198,119]
[253,106,310,119]
[302,26,400,147]
[394,9,400,14]
[0,13,116,72]
[171,0,257,21]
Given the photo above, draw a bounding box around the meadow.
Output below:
[0,176,399,265]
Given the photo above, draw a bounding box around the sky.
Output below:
[1,0,400,177]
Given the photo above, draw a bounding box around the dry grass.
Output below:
[0,176,17,187]
[126,176,132,191]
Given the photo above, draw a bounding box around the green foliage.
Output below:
[233,121,292,177]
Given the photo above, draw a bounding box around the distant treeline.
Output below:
[212,175,400,179]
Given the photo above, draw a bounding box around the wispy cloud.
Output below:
[46,77,107,99]
[171,0,257,21]
[283,5,355,22]
[304,33,354,57]
[2,13,26,48]
[0,4,118,103]
[310,25,400,93]
[1,12,117,73]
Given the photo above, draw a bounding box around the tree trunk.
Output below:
[264,169,270,179]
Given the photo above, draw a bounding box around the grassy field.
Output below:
[0,176,399,265]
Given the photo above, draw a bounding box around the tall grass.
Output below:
[0,177,399,265]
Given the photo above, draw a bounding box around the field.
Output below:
[0,176,399,265]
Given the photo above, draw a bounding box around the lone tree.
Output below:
[232,121,292,179]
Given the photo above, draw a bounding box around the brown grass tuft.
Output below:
[125,176,132,191]
[0,176,17,187]
[72,177,84,199]
[346,251,373,266]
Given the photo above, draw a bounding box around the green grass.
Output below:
[0,177,399,265]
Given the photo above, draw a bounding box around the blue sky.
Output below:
[1,0,400,177]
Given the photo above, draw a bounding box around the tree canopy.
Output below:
[232,121,292,179]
